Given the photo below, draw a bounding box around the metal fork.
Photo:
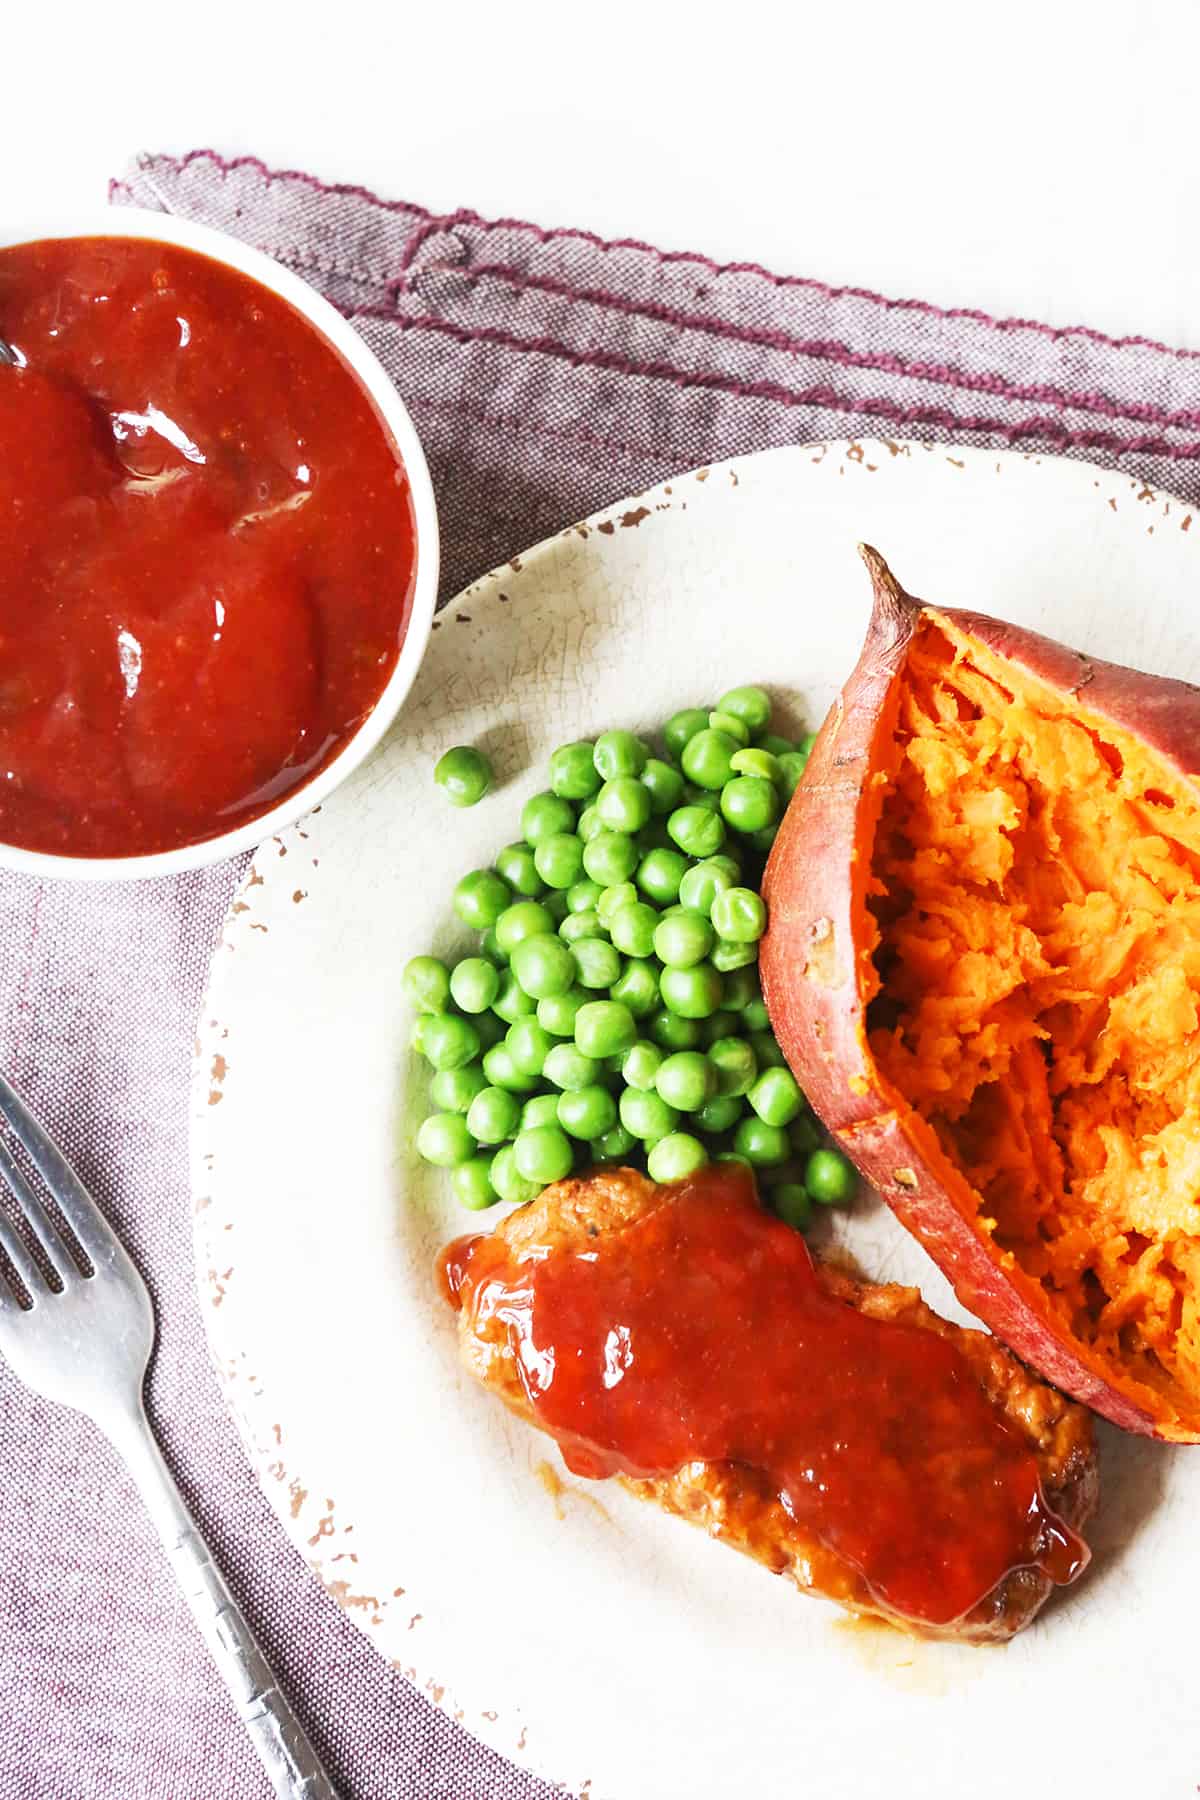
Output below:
[0,1072,339,1799]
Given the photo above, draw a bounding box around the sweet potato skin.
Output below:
[760,545,1200,1442]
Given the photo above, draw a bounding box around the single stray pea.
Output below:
[435,745,492,807]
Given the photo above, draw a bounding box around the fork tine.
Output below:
[0,1136,78,1285]
[0,1206,47,1304]
[0,1072,119,1267]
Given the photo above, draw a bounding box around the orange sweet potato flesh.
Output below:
[761,545,1200,1440]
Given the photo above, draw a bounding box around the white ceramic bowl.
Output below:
[0,206,440,882]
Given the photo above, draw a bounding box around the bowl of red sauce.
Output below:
[0,209,439,878]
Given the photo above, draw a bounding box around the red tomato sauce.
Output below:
[0,236,417,857]
[443,1166,1088,1627]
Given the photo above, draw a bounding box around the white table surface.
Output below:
[5,0,1196,352]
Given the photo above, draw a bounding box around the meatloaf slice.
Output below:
[445,1165,1098,1642]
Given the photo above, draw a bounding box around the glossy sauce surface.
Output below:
[444,1167,1087,1626]
[0,236,417,856]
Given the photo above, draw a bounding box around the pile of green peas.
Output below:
[407,687,856,1227]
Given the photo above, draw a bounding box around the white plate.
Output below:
[192,441,1199,1800]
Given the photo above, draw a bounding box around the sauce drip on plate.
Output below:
[443,1165,1088,1626]
[0,236,417,857]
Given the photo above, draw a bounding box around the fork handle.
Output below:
[110,1403,340,1800]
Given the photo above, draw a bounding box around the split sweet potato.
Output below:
[761,545,1200,1440]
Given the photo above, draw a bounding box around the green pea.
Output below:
[594,729,648,781]
[663,707,710,760]
[575,999,637,1059]
[711,887,767,943]
[495,841,544,897]
[636,816,674,853]
[708,1036,758,1097]
[596,880,638,927]
[453,869,512,931]
[421,1013,481,1071]
[544,1043,603,1091]
[771,1181,812,1231]
[682,783,722,812]
[790,1112,821,1154]
[597,776,652,835]
[567,878,604,914]
[466,1085,523,1145]
[667,805,726,859]
[711,937,758,972]
[435,745,492,807]
[609,900,658,958]
[721,967,761,1012]
[708,709,750,746]
[558,1085,618,1140]
[577,803,605,842]
[717,685,772,733]
[730,747,781,783]
[641,757,685,815]
[417,1112,477,1166]
[543,888,570,924]
[481,1043,539,1093]
[590,1123,638,1162]
[537,986,590,1037]
[678,856,739,917]
[681,728,738,790]
[743,824,778,856]
[404,954,453,1017]
[550,740,603,801]
[777,749,810,798]
[453,1157,498,1210]
[582,831,639,887]
[479,927,504,965]
[533,832,585,890]
[696,1092,744,1134]
[571,937,622,989]
[647,1007,702,1050]
[653,909,714,970]
[647,1132,709,1182]
[759,733,794,758]
[474,1010,506,1050]
[495,901,555,957]
[750,1030,787,1069]
[512,1095,554,1131]
[619,1087,680,1143]
[611,958,660,1019]
[622,1040,664,1091]
[734,1115,791,1166]
[514,1124,574,1185]
[492,970,536,1023]
[431,1063,488,1113]
[490,1144,541,1205]
[560,909,606,945]
[449,957,501,1014]
[720,777,779,835]
[511,933,577,1000]
[659,964,722,1019]
[716,1151,753,1171]
[521,790,575,846]
[654,1051,714,1112]
[636,847,688,905]
[805,1147,857,1206]
[742,998,770,1031]
[748,1066,803,1127]
[506,1017,555,1077]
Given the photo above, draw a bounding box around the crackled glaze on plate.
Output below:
[192,441,1197,1800]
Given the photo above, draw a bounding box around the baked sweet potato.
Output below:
[761,545,1200,1441]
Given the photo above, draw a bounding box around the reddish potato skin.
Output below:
[760,545,1200,1442]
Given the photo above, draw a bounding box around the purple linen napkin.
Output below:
[5,147,1200,1800]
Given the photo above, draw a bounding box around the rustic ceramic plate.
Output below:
[192,440,1197,1800]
